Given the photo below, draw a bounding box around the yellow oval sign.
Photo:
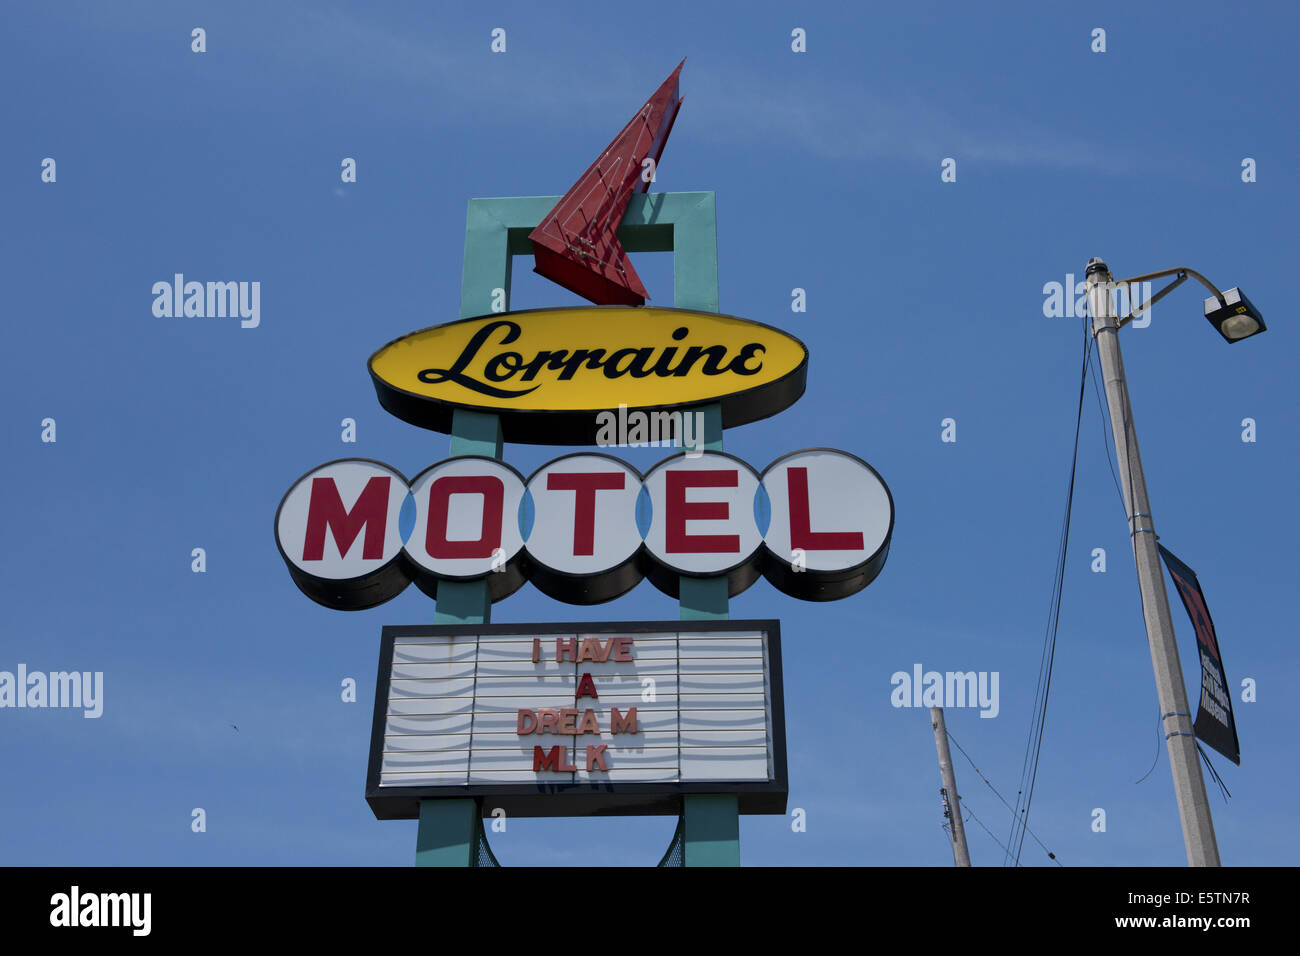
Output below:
[369,306,808,444]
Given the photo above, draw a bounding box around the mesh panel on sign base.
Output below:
[657,817,685,867]
[473,815,501,867]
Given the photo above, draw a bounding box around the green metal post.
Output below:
[664,194,739,866]
[416,203,510,866]
[682,794,741,866]
[415,798,478,867]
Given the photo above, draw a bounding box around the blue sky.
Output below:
[2,0,1296,866]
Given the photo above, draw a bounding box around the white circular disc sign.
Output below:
[524,454,645,604]
[403,456,527,599]
[760,448,894,600]
[641,451,763,596]
[273,458,411,609]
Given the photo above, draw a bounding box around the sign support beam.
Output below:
[682,794,741,866]
[660,194,738,866]
[415,797,478,867]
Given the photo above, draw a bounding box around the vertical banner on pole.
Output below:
[1158,545,1241,765]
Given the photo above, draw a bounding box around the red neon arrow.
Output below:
[529,60,684,306]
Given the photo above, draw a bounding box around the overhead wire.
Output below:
[1135,711,1163,784]
[1198,745,1233,803]
[1005,304,1091,866]
[1084,282,1168,795]
[963,803,1016,862]
[1088,338,1127,510]
[946,728,1062,865]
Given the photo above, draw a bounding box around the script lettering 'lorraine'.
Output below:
[417,320,763,398]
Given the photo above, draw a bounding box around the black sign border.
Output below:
[365,619,788,819]
[367,306,809,445]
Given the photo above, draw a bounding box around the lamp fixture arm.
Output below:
[1110,267,1226,330]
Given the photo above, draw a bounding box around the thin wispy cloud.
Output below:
[57,2,1131,172]
[295,9,1125,171]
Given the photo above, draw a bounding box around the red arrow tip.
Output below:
[528,62,685,306]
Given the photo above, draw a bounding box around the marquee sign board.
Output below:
[367,306,809,444]
[274,449,893,608]
[365,619,787,819]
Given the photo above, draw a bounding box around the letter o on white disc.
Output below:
[760,448,893,600]
[274,458,412,610]
[402,455,527,602]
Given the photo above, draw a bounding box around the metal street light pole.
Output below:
[1085,257,1221,866]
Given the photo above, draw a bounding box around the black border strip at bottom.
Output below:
[7,867,1277,941]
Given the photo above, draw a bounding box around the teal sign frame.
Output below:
[414,191,740,866]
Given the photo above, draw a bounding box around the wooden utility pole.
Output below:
[931,707,971,866]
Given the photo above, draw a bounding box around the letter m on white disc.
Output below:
[274,459,412,609]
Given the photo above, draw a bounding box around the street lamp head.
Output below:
[1085,257,1109,279]
[1203,287,1266,343]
